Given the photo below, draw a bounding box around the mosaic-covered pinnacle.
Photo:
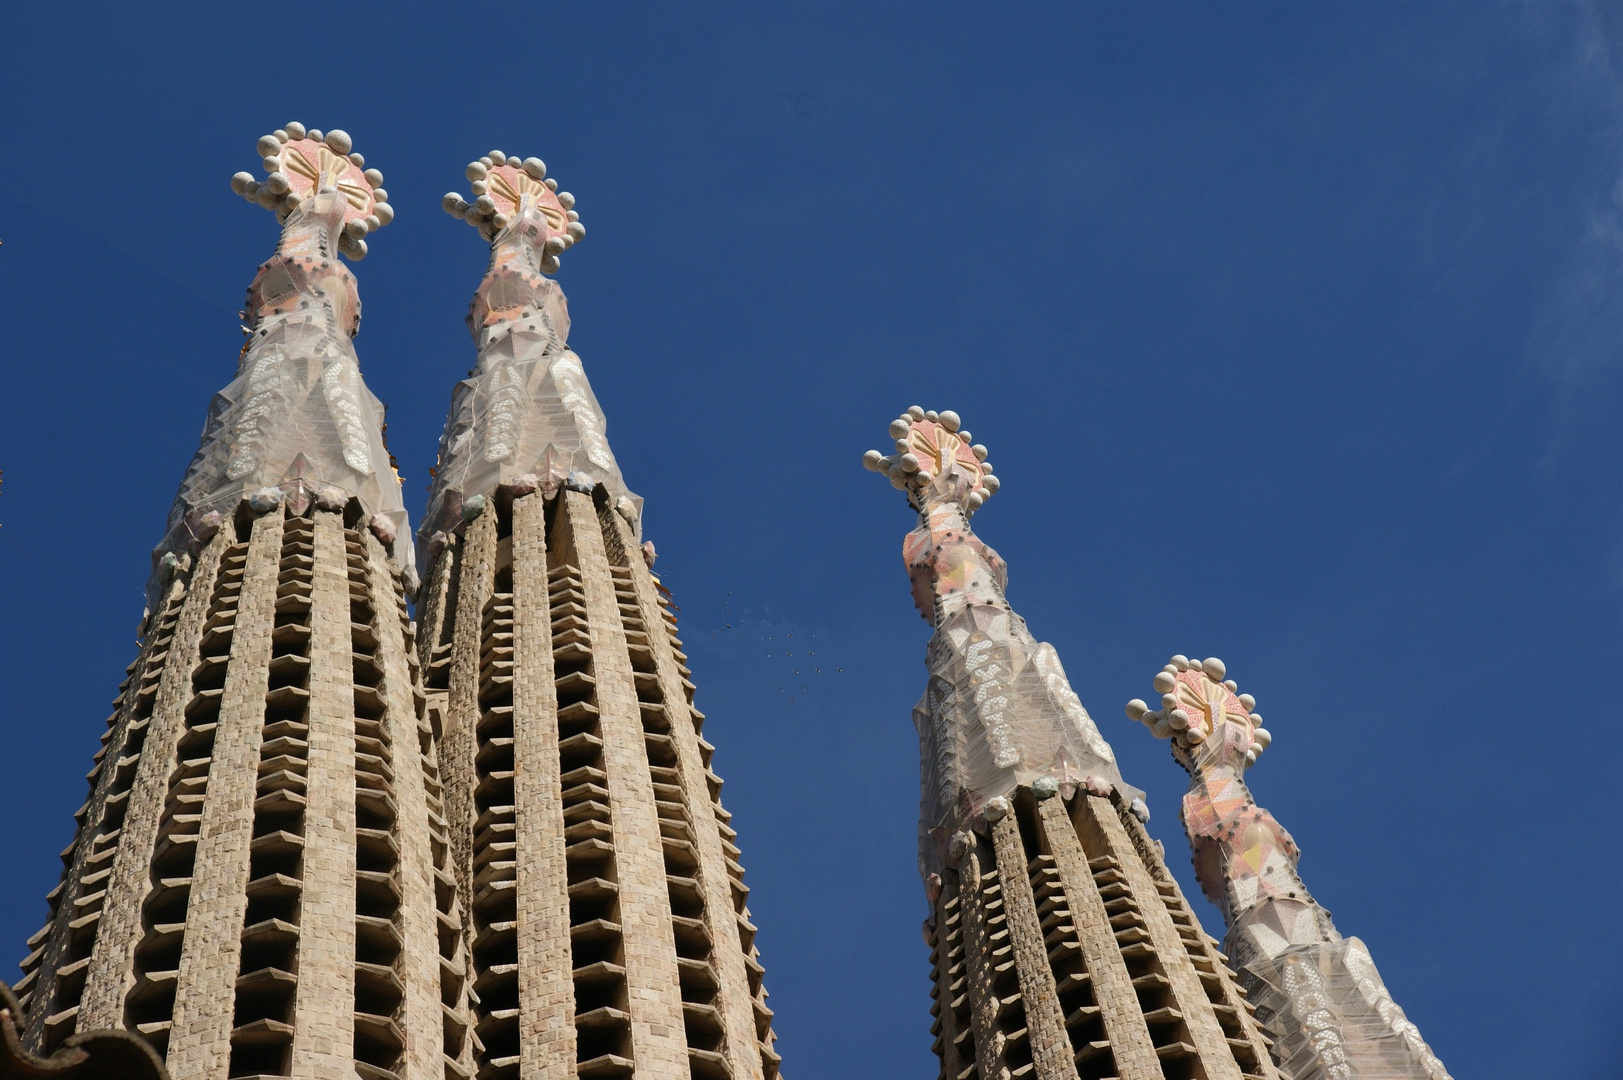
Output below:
[862,406,1000,513]
[1125,655,1273,767]
[441,151,584,273]
[229,122,393,260]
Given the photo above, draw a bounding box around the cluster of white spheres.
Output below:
[1124,655,1273,766]
[230,123,391,261]
[440,152,586,274]
[862,406,1000,510]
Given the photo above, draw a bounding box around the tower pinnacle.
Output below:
[863,405,1000,514]
[415,150,782,1080]
[155,125,409,584]
[231,123,392,260]
[441,150,584,271]
[868,410,1281,1080]
[421,156,635,555]
[1129,658,1453,1080]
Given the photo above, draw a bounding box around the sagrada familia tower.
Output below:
[0,123,1449,1080]
[863,408,1453,1080]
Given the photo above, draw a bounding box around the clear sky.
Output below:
[1,5,1618,1078]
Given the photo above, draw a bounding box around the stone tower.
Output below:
[12,125,471,1080]
[413,152,781,1080]
[864,408,1279,1080]
[1127,659,1451,1080]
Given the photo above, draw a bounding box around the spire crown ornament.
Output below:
[229,122,392,260]
[863,406,999,513]
[442,151,584,273]
[1126,655,1273,772]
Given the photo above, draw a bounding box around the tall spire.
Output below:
[867,410,1279,1080]
[14,126,469,1080]
[413,153,782,1080]
[1129,659,1452,1080]
[420,152,637,566]
[155,124,409,585]
[864,406,1134,869]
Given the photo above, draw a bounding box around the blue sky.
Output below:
[2,5,1619,1077]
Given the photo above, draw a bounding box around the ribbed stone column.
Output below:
[510,489,575,1077]
[957,842,1010,1080]
[601,508,768,1080]
[364,529,446,1080]
[1033,797,1160,1080]
[19,551,199,1048]
[166,504,285,1080]
[77,532,228,1030]
[560,491,688,1076]
[443,509,496,901]
[988,814,1078,1080]
[287,509,359,1077]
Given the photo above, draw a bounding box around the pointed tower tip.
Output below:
[444,151,583,272]
[230,123,392,261]
[864,407,999,512]
[1130,656,1272,767]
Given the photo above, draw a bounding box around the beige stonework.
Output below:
[287,510,359,1078]
[1033,796,1161,1080]
[988,815,1078,1080]
[510,490,576,1080]
[19,548,202,1050]
[18,499,473,1080]
[560,491,689,1077]
[166,505,285,1080]
[364,528,454,1080]
[411,483,784,1080]
[602,508,773,1080]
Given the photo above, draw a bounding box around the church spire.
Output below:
[155,125,408,585]
[867,409,1279,1080]
[864,406,1132,860]
[412,153,783,1080]
[420,152,637,566]
[1129,659,1453,1080]
[15,126,468,1080]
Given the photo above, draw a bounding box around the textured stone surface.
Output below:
[510,490,576,1078]
[365,528,455,1080]
[77,533,227,1032]
[1082,797,1245,1080]
[287,510,359,1078]
[1034,797,1160,1080]
[442,510,496,922]
[602,509,767,1080]
[988,815,1077,1080]
[957,842,1008,1080]
[561,490,689,1075]
[166,506,284,1080]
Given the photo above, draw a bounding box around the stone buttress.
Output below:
[414,151,781,1080]
[13,125,470,1080]
[1127,661,1451,1080]
[865,410,1280,1080]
